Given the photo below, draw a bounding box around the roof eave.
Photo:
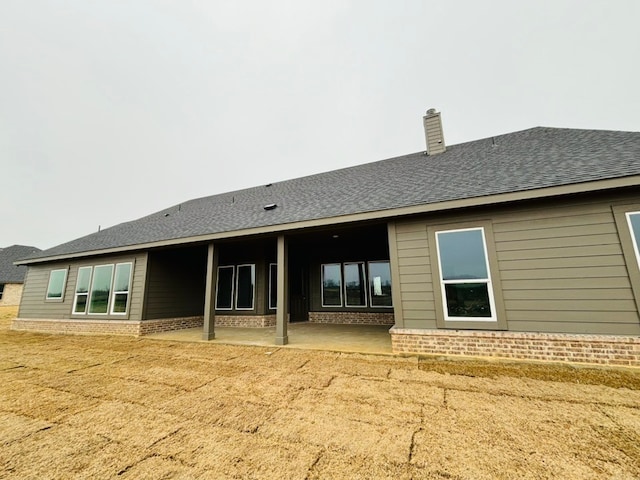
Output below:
[16,174,640,266]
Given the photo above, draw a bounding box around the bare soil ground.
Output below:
[2,306,640,479]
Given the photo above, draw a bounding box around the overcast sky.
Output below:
[1,0,639,250]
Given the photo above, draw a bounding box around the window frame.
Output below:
[368,260,393,308]
[45,268,68,301]
[72,266,93,315]
[321,263,343,307]
[343,262,367,307]
[235,264,256,311]
[215,265,235,310]
[110,262,133,315]
[428,221,506,330]
[625,212,640,269]
[0,283,4,300]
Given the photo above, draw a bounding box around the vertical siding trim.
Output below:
[387,221,404,328]
[140,252,150,321]
[612,203,640,315]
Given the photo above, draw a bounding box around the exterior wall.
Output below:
[309,311,394,325]
[392,220,436,330]
[17,252,148,321]
[390,329,640,367]
[0,283,23,306]
[390,191,640,364]
[392,192,640,336]
[143,247,207,320]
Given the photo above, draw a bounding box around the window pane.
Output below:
[216,266,234,309]
[369,261,392,307]
[236,264,255,309]
[89,265,113,314]
[113,263,132,292]
[344,263,366,307]
[322,264,342,306]
[437,229,488,280]
[112,293,129,313]
[46,269,67,299]
[75,294,88,313]
[76,267,92,293]
[444,283,492,318]
[269,264,277,309]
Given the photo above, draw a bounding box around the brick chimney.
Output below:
[423,108,446,155]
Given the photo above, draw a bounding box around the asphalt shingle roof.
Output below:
[24,127,640,262]
[0,245,42,282]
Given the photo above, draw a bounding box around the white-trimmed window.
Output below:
[268,263,277,310]
[368,261,393,307]
[344,262,367,307]
[235,264,255,310]
[88,264,114,314]
[46,268,68,301]
[435,227,497,321]
[0,284,4,300]
[74,262,133,315]
[73,266,93,314]
[626,212,640,269]
[321,261,393,308]
[321,263,342,307]
[215,266,234,310]
[110,263,132,314]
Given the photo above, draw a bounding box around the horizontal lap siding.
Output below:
[128,256,146,320]
[19,266,73,319]
[394,222,436,328]
[493,202,640,335]
[19,253,147,321]
[143,249,207,320]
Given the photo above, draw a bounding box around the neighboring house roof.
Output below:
[20,127,640,264]
[0,245,42,282]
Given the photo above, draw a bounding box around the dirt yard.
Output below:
[2,306,640,479]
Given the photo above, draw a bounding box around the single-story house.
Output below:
[0,245,42,307]
[14,110,640,366]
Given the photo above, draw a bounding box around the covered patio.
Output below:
[145,322,393,355]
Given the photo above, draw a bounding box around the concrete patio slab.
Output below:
[144,322,393,355]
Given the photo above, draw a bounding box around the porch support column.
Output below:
[275,234,289,345]
[202,242,218,341]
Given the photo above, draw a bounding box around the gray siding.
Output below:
[493,200,639,335]
[143,247,207,320]
[19,253,147,321]
[394,193,640,335]
[394,221,437,329]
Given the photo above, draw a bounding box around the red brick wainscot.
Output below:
[12,316,205,336]
[390,328,640,367]
[12,318,143,336]
[309,312,394,325]
[138,316,204,335]
[213,315,276,328]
